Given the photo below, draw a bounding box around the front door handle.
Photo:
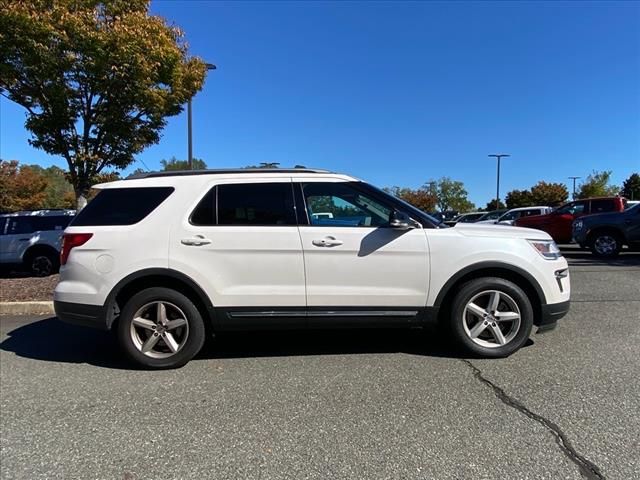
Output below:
[181,235,212,246]
[312,236,343,247]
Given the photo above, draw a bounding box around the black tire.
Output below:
[589,231,622,258]
[117,287,206,369]
[448,277,533,358]
[26,251,59,277]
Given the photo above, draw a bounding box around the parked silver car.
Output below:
[0,210,75,276]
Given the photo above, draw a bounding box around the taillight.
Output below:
[60,233,93,265]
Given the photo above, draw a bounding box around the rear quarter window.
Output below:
[71,187,174,226]
[590,199,616,214]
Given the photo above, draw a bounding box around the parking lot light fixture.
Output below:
[488,154,510,209]
[568,176,581,200]
[188,63,217,169]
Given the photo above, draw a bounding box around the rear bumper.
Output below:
[538,300,570,327]
[54,300,108,331]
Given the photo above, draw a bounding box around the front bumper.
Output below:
[538,300,570,328]
[54,300,109,330]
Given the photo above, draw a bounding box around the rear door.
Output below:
[296,179,429,326]
[170,178,306,328]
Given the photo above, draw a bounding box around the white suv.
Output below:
[54,169,570,368]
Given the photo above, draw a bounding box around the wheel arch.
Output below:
[23,243,59,264]
[433,262,546,325]
[104,269,216,333]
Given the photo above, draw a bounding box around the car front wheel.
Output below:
[449,277,534,358]
[117,287,206,369]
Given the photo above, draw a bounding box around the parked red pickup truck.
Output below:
[514,197,627,243]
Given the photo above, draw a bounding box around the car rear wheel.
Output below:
[590,232,622,258]
[117,287,206,369]
[448,277,533,358]
[27,252,58,277]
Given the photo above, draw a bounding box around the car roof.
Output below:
[96,168,359,189]
[505,206,550,211]
[0,209,76,218]
[126,168,332,179]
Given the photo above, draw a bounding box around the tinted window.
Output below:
[6,217,35,235]
[590,199,616,213]
[71,187,174,226]
[303,182,392,227]
[217,183,296,226]
[556,202,585,215]
[32,216,73,231]
[190,188,216,226]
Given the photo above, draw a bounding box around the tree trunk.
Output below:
[75,185,90,211]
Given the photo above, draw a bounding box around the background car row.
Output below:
[0,210,75,276]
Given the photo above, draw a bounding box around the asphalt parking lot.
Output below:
[1,246,639,480]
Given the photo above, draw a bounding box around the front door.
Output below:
[296,179,429,326]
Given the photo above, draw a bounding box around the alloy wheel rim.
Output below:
[594,236,616,255]
[130,301,190,359]
[32,256,52,276]
[462,290,521,348]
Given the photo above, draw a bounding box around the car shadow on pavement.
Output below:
[0,317,534,369]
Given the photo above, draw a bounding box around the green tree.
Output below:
[0,160,49,212]
[529,181,568,207]
[0,0,208,209]
[160,157,207,171]
[27,164,75,209]
[577,170,619,199]
[485,199,506,211]
[620,173,640,200]
[384,186,437,212]
[433,177,475,212]
[245,162,281,169]
[505,189,532,209]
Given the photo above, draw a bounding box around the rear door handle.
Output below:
[312,236,343,247]
[181,235,212,246]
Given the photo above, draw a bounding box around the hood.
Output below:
[454,223,552,240]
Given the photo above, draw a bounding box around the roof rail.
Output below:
[126,168,331,180]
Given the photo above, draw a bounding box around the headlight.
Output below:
[573,219,584,230]
[528,239,562,260]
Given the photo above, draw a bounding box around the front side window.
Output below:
[302,182,392,227]
[217,183,296,226]
[556,202,585,216]
[499,211,520,222]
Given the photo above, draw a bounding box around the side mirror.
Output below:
[390,210,414,229]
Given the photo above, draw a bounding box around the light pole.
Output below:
[568,176,581,200]
[188,63,217,169]
[488,154,510,209]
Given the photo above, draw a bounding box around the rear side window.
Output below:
[71,187,174,226]
[590,199,616,214]
[215,183,296,226]
[32,216,73,231]
[5,217,35,235]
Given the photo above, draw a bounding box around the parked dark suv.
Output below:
[572,203,640,257]
[515,197,627,243]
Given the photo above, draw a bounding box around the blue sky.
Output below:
[1,0,639,206]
